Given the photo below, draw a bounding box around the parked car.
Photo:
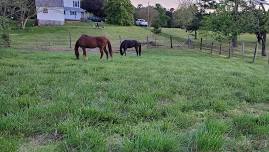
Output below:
[135,19,148,27]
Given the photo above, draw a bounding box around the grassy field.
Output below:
[0,47,269,151]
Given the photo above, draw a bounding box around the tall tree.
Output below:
[166,8,175,28]
[81,0,105,17]
[253,0,269,56]
[16,0,36,29]
[174,4,202,38]
[154,4,169,27]
[105,0,134,26]
[135,6,159,27]
[202,5,242,43]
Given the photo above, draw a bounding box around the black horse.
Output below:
[120,40,142,56]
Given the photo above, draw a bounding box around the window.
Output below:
[70,11,77,15]
[73,1,79,7]
[43,8,48,13]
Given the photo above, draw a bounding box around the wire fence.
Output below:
[0,32,268,64]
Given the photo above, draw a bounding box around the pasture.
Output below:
[0,24,269,151]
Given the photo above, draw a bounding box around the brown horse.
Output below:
[74,35,113,60]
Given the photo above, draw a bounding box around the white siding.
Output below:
[65,10,81,20]
[63,0,80,8]
[37,7,65,25]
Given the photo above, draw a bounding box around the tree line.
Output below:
[82,0,268,56]
[0,0,268,56]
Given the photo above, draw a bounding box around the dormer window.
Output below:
[73,1,80,7]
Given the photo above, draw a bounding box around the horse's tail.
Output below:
[107,39,113,58]
[139,43,142,56]
[74,40,80,59]
[120,42,124,55]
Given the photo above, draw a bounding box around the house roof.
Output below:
[35,0,64,7]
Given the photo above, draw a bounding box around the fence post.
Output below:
[211,42,214,54]
[219,43,222,55]
[147,35,149,48]
[36,40,38,49]
[170,35,173,48]
[187,35,190,48]
[155,36,157,48]
[252,42,258,63]
[69,32,72,48]
[241,42,245,62]
[119,35,122,44]
[200,38,203,50]
[228,41,231,58]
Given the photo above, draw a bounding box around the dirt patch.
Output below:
[18,131,63,152]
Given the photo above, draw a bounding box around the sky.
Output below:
[131,0,179,9]
[131,0,269,10]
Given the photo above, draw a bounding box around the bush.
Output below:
[1,33,11,47]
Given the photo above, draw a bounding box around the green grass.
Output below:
[0,47,269,151]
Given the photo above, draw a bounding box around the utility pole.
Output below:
[147,1,150,28]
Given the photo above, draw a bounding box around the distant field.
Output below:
[0,48,268,152]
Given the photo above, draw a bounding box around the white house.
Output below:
[35,0,86,26]
[36,0,65,25]
[63,0,86,21]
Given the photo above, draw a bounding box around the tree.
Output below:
[0,0,37,30]
[81,0,106,17]
[135,6,159,27]
[241,10,269,56]
[174,5,202,39]
[0,0,15,47]
[186,9,202,39]
[150,4,170,33]
[16,0,36,29]
[202,6,242,43]
[166,8,175,28]
[251,0,269,56]
[105,0,134,26]
[137,4,143,9]
[154,4,169,27]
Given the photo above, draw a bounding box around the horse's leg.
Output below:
[124,48,127,56]
[104,47,109,60]
[99,47,104,59]
[82,47,88,61]
[135,47,139,56]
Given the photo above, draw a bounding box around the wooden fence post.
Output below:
[69,32,72,48]
[241,42,245,62]
[211,42,214,54]
[219,43,222,55]
[252,42,258,63]
[147,35,149,48]
[36,40,38,49]
[155,36,157,48]
[228,41,231,58]
[170,35,173,48]
[200,38,203,50]
[119,35,122,44]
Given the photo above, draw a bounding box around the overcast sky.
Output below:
[131,0,269,10]
[131,0,179,9]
